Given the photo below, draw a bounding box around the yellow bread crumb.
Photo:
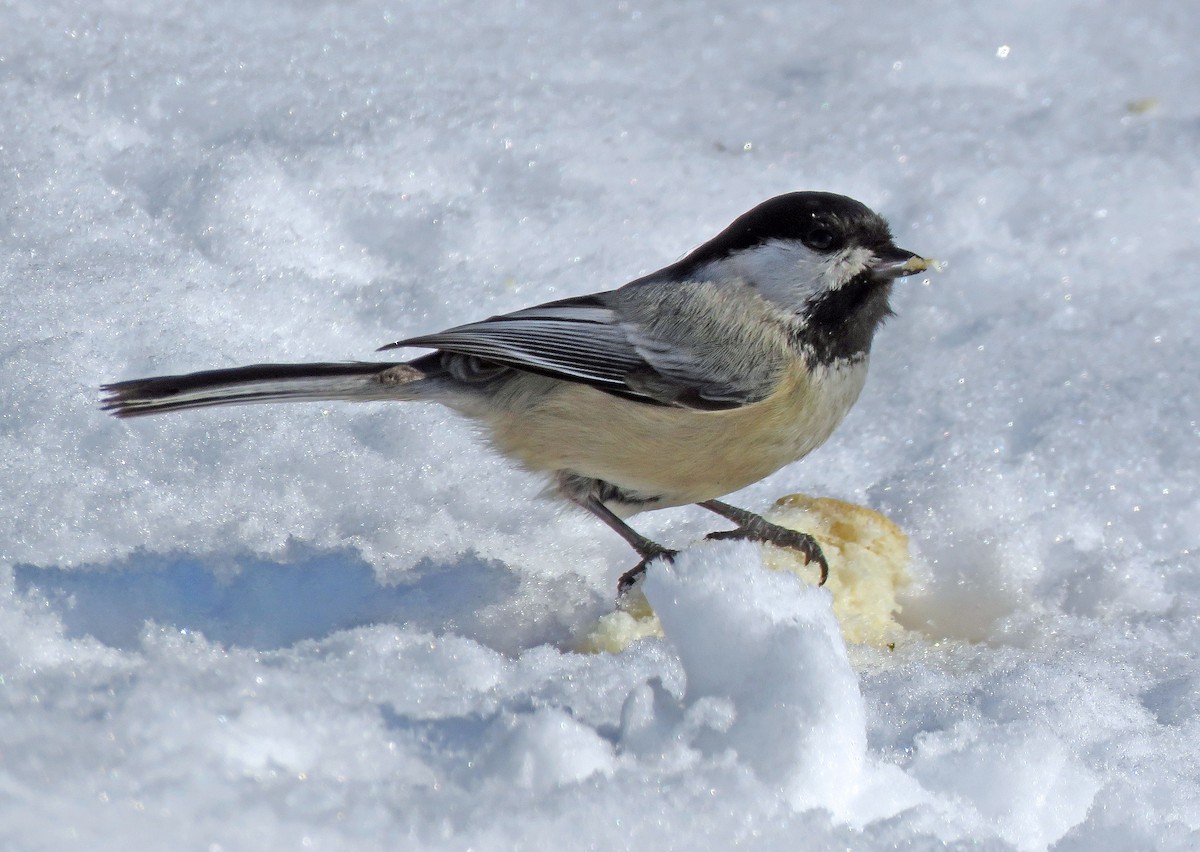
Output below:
[574,606,661,654]
[764,494,910,647]
[575,494,911,653]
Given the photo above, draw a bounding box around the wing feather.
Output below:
[378,290,782,409]
[388,297,642,389]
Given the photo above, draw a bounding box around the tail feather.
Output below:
[101,362,422,417]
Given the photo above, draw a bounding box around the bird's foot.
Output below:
[706,520,829,585]
[617,546,678,599]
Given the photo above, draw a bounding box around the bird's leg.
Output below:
[576,496,677,597]
[697,499,829,585]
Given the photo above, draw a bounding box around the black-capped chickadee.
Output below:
[103,192,929,595]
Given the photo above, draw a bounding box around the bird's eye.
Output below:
[803,225,838,252]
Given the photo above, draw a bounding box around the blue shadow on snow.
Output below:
[13,545,515,651]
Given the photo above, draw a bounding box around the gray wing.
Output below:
[379,289,784,409]
[381,295,643,393]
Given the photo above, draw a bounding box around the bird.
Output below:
[102,192,929,596]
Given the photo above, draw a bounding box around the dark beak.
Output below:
[870,246,929,281]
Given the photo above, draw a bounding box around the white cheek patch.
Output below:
[833,246,876,285]
[704,241,874,313]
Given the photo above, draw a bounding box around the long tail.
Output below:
[101,362,426,417]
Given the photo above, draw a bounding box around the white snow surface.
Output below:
[3,0,1199,849]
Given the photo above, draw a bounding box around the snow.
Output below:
[2,0,1199,849]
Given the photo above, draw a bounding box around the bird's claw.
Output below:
[705,524,829,585]
[617,547,678,598]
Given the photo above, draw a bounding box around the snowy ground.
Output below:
[3,0,1199,849]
